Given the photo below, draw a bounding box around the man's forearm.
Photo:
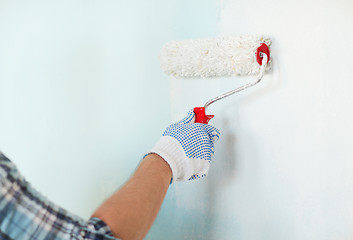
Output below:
[91,154,172,240]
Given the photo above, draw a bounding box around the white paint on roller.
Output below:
[160,35,271,78]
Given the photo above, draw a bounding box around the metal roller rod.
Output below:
[204,53,268,110]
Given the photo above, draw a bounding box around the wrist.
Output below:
[150,136,189,183]
[142,153,172,183]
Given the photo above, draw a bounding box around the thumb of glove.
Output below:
[177,110,196,124]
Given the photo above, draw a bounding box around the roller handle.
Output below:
[194,107,214,124]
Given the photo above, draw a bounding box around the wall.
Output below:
[0,0,178,218]
[159,0,353,239]
[0,0,218,235]
[1,0,353,239]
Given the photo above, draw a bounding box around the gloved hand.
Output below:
[149,110,220,183]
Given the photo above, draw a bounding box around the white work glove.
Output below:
[149,110,220,183]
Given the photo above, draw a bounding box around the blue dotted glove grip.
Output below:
[150,110,220,182]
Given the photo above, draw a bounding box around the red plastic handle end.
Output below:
[256,43,270,65]
[194,107,214,124]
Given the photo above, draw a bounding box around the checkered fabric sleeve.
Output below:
[0,152,119,240]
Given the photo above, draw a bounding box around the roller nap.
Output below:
[160,35,271,78]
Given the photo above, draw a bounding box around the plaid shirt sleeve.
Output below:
[0,152,119,240]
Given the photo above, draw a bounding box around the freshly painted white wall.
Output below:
[216,1,353,239]
[162,0,353,240]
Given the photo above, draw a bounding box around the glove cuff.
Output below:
[149,136,187,183]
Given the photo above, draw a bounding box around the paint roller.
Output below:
[160,35,271,123]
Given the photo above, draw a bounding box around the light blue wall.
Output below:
[0,0,219,238]
[0,0,174,217]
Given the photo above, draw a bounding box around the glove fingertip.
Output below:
[205,125,221,141]
[179,109,196,124]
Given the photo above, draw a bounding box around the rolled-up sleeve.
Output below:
[0,152,119,240]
